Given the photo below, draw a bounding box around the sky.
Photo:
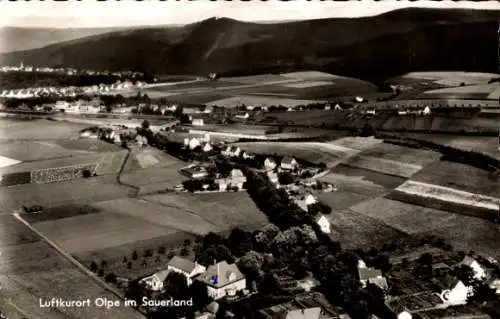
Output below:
[1,0,499,28]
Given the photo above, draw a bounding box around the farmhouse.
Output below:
[438,275,472,305]
[222,146,241,157]
[357,259,387,290]
[167,256,206,286]
[201,142,213,152]
[315,214,330,234]
[192,118,205,126]
[459,256,487,280]
[215,169,247,191]
[281,156,299,171]
[184,137,202,150]
[242,151,255,160]
[264,157,277,171]
[196,261,246,300]
[423,106,431,115]
[180,165,209,179]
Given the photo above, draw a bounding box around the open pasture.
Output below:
[350,197,460,234]
[55,138,123,153]
[0,215,142,319]
[0,175,135,211]
[140,192,269,232]
[327,136,383,151]
[123,147,185,172]
[0,118,87,140]
[357,142,441,166]
[420,82,499,100]
[325,165,407,191]
[327,208,413,249]
[398,72,499,86]
[191,124,274,136]
[317,190,372,211]
[22,204,102,224]
[0,140,92,163]
[410,160,500,198]
[31,210,181,254]
[234,141,360,166]
[74,231,198,280]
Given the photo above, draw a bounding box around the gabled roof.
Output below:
[281,156,297,165]
[358,267,382,281]
[196,261,244,288]
[168,256,197,274]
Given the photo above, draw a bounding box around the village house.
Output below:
[184,137,202,150]
[215,169,247,191]
[192,118,204,126]
[315,214,330,234]
[180,165,209,179]
[242,151,255,160]
[438,275,472,305]
[459,256,488,280]
[196,261,246,300]
[204,105,214,114]
[422,106,431,115]
[267,171,279,185]
[139,256,205,291]
[281,156,299,171]
[357,259,388,291]
[166,256,206,286]
[201,142,213,152]
[264,157,277,171]
[222,145,241,157]
[235,112,250,119]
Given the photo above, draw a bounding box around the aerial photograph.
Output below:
[0,0,499,318]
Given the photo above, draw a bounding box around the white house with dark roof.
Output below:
[315,215,331,234]
[264,157,277,171]
[139,256,206,291]
[438,275,472,305]
[167,256,206,285]
[357,259,388,290]
[459,256,487,280]
[281,156,299,171]
[222,145,241,157]
[196,261,246,300]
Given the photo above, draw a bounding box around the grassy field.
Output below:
[234,141,360,166]
[0,118,88,140]
[206,95,328,108]
[0,140,93,162]
[121,149,187,192]
[342,155,424,178]
[410,160,500,198]
[0,152,104,174]
[318,190,372,211]
[347,197,500,260]
[0,175,135,211]
[74,232,198,280]
[420,83,499,100]
[325,165,407,191]
[140,192,269,232]
[357,142,441,166]
[326,208,413,249]
[396,72,499,86]
[0,215,143,319]
[31,210,181,254]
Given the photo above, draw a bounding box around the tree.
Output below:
[180,247,190,257]
[202,232,224,249]
[90,261,98,272]
[144,249,153,258]
[158,246,166,254]
[100,260,107,269]
[184,239,192,247]
[98,268,105,277]
[127,262,133,269]
[227,228,253,257]
[164,272,189,299]
[122,256,128,263]
[132,250,138,261]
[105,272,117,284]
[141,120,150,130]
[278,172,294,185]
[82,169,92,178]
[237,250,264,281]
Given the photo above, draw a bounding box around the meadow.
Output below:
[0,140,92,162]
[0,175,135,211]
[0,118,87,140]
[342,155,423,178]
[397,71,499,86]
[410,160,500,198]
[234,141,360,166]
[357,142,441,166]
[420,82,499,100]
[0,215,142,319]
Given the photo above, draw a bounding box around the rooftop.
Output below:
[168,256,197,274]
[196,261,244,288]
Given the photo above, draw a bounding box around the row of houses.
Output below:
[139,256,247,301]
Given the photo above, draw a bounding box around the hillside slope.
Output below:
[1,8,498,82]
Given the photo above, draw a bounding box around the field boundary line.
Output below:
[12,213,145,318]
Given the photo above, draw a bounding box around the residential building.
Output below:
[459,256,487,280]
[216,169,247,191]
[267,171,279,185]
[281,156,299,171]
[423,106,431,115]
[264,157,277,171]
[201,142,213,152]
[235,112,250,119]
[315,215,330,234]
[192,118,204,126]
[196,261,246,300]
[184,137,201,150]
[334,104,343,111]
[357,260,387,290]
[167,256,206,286]
[180,165,209,179]
[242,151,255,160]
[222,146,241,157]
[304,194,317,206]
[438,275,472,305]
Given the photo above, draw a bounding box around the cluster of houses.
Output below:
[1,81,142,100]
[385,254,500,319]
[1,63,144,78]
[139,256,248,301]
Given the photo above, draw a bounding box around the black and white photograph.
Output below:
[0,0,500,318]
